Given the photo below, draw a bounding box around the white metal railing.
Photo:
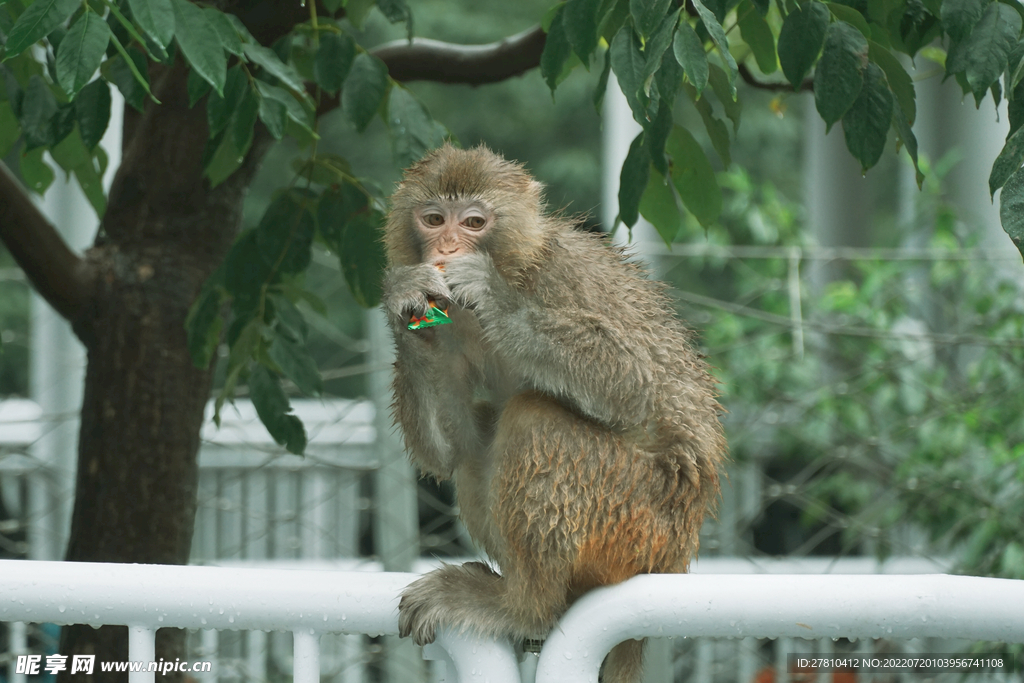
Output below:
[2,561,1023,683]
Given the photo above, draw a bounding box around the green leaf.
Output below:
[249,365,307,455]
[708,63,741,130]
[0,103,21,158]
[19,145,54,193]
[387,86,447,169]
[814,20,868,130]
[72,149,105,216]
[989,125,1024,196]
[231,85,258,156]
[692,0,738,97]
[3,0,80,59]
[225,230,275,311]
[674,21,709,96]
[269,293,309,343]
[256,190,316,275]
[342,52,389,133]
[841,62,892,171]
[618,131,650,227]
[378,0,412,39]
[75,77,110,149]
[541,6,573,94]
[630,0,671,38]
[186,280,224,369]
[203,130,243,188]
[204,8,243,57]
[666,124,721,227]
[940,0,986,42]
[50,124,90,172]
[107,31,160,104]
[256,80,315,134]
[893,0,940,57]
[1000,164,1024,253]
[639,167,684,244]
[56,12,111,99]
[258,91,287,139]
[207,66,247,138]
[187,66,212,107]
[654,37,684,105]
[868,40,914,124]
[344,0,374,29]
[19,74,57,149]
[594,47,612,112]
[221,318,261,425]
[313,32,355,93]
[128,0,174,49]
[640,8,680,85]
[101,48,148,112]
[738,0,777,74]
[778,1,830,88]
[610,23,646,122]
[171,0,226,96]
[50,104,76,146]
[826,2,870,37]
[563,0,602,65]
[339,208,387,307]
[243,42,306,94]
[685,81,731,167]
[599,0,630,42]
[644,99,673,174]
[268,333,322,397]
[318,181,368,253]
[962,2,1021,106]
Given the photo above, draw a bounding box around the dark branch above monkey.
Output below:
[381,144,727,683]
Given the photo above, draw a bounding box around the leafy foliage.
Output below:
[684,167,1024,580]
[3,0,1023,449]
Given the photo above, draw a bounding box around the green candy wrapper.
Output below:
[408,301,452,330]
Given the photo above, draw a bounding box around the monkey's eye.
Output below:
[463,216,486,230]
[423,213,445,227]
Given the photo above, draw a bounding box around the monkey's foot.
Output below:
[398,561,501,645]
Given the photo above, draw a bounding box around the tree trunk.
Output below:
[56,57,272,683]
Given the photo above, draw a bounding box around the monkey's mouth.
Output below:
[433,261,446,271]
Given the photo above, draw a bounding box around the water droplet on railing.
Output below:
[58,605,66,613]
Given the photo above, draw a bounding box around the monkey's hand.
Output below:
[382,264,453,331]
[443,253,506,312]
[398,562,502,645]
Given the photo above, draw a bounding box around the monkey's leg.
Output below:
[492,391,665,683]
[390,330,484,480]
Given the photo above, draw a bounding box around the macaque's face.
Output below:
[415,200,493,265]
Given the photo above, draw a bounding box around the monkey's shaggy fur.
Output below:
[382,144,727,683]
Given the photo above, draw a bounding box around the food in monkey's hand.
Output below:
[407,297,451,330]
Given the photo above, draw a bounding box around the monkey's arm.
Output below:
[383,265,484,478]
[444,253,656,427]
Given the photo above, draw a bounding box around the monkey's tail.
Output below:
[601,638,646,683]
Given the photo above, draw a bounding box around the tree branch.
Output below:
[372,26,547,85]
[0,161,92,321]
[739,63,813,92]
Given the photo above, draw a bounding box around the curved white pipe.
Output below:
[535,573,1024,683]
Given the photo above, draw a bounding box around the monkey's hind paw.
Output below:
[397,579,445,645]
[398,562,501,646]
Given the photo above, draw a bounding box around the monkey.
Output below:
[381,144,726,683]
